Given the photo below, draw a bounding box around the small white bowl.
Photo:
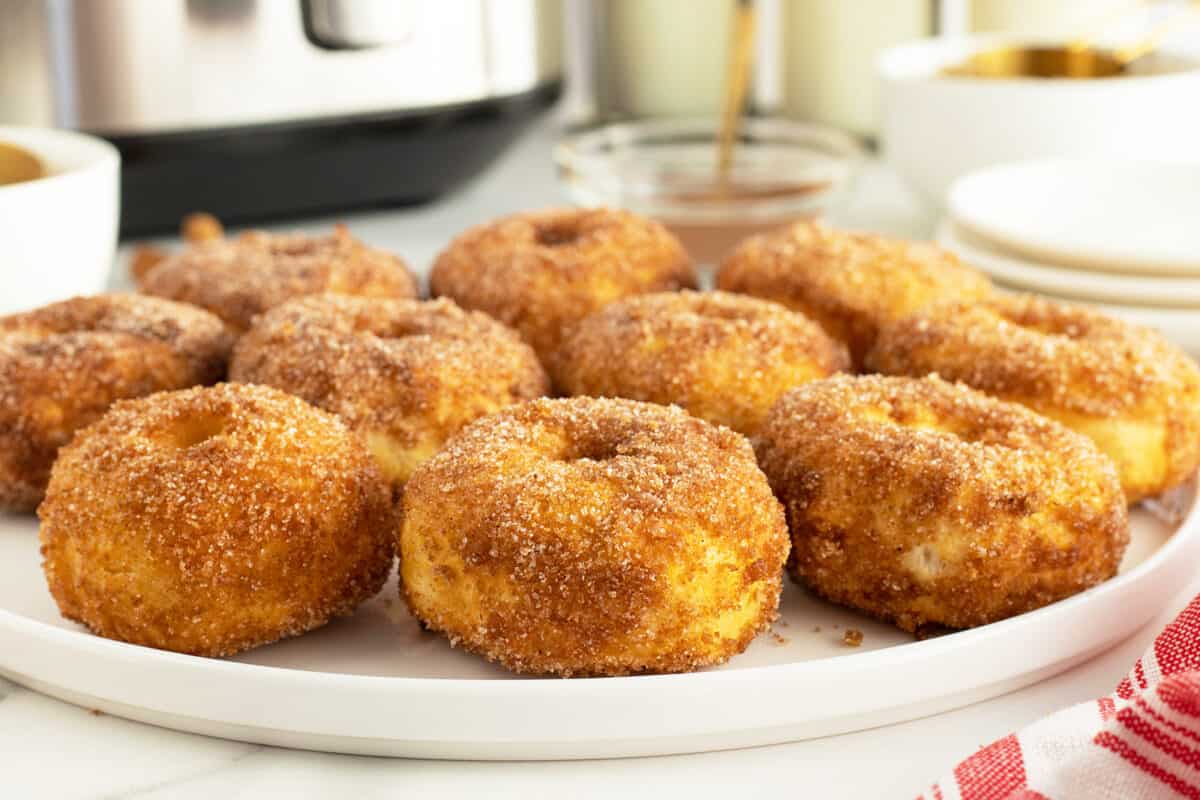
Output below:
[878,36,1200,206]
[0,126,119,315]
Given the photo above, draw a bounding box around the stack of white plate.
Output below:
[937,158,1200,355]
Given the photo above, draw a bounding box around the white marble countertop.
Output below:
[4,117,1196,799]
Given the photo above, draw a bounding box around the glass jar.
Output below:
[780,0,935,139]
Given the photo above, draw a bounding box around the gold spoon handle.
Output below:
[1113,6,1199,65]
[1067,4,1140,53]
[1070,1,1199,65]
[716,0,756,181]
[0,142,44,186]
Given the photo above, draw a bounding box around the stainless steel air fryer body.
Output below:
[0,0,563,233]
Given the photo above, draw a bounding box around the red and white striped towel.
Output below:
[920,594,1200,800]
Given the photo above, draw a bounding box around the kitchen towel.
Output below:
[919,592,1200,799]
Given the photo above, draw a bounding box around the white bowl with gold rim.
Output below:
[878,35,1200,206]
[0,126,119,315]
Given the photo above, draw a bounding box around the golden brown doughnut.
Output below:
[554,290,849,435]
[180,211,224,244]
[866,294,1200,503]
[755,374,1128,633]
[716,220,992,367]
[140,224,418,332]
[39,382,395,657]
[0,294,234,512]
[400,396,789,676]
[429,208,696,366]
[230,294,550,493]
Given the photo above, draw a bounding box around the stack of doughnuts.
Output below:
[8,205,1197,676]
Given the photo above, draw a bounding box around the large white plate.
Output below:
[1,483,1197,760]
[936,220,1200,309]
[948,159,1200,277]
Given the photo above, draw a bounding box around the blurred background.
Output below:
[1,0,1193,235]
[3,0,1200,350]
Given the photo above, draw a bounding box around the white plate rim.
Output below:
[937,219,1200,356]
[1,488,1197,758]
[937,220,1200,309]
[2,488,1194,690]
[947,158,1200,278]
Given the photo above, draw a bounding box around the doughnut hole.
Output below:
[38,383,395,657]
[755,374,1129,632]
[534,218,581,247]
[169,415,227,449]
[554,291,849,435]
[562,437,621,462]
[399,397,790,676]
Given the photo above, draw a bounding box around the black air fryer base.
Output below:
[103,83,561,237]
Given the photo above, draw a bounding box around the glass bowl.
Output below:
[555,117,865,264]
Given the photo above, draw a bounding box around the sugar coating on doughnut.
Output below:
[230,294,550,491]
[555,290,850,435]
[429,208,696,366]
[0,294,234,511]
[140,225,418,332]
[400,396,789,676]
[717,220,991,367]
[867,294,1200,503]
[755,374,1128,633]
[39,383,395,657]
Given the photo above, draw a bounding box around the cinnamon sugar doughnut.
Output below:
[230,294,549,493]
[140,225,417,332]
[554,290,849,435]
[400,397,789,676]
[717,221,991,367]
[430,208,696,366]
[39,383,394,657]
[0,294,233,511]
[867,294,1200,503]
[755,374,1128,633]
